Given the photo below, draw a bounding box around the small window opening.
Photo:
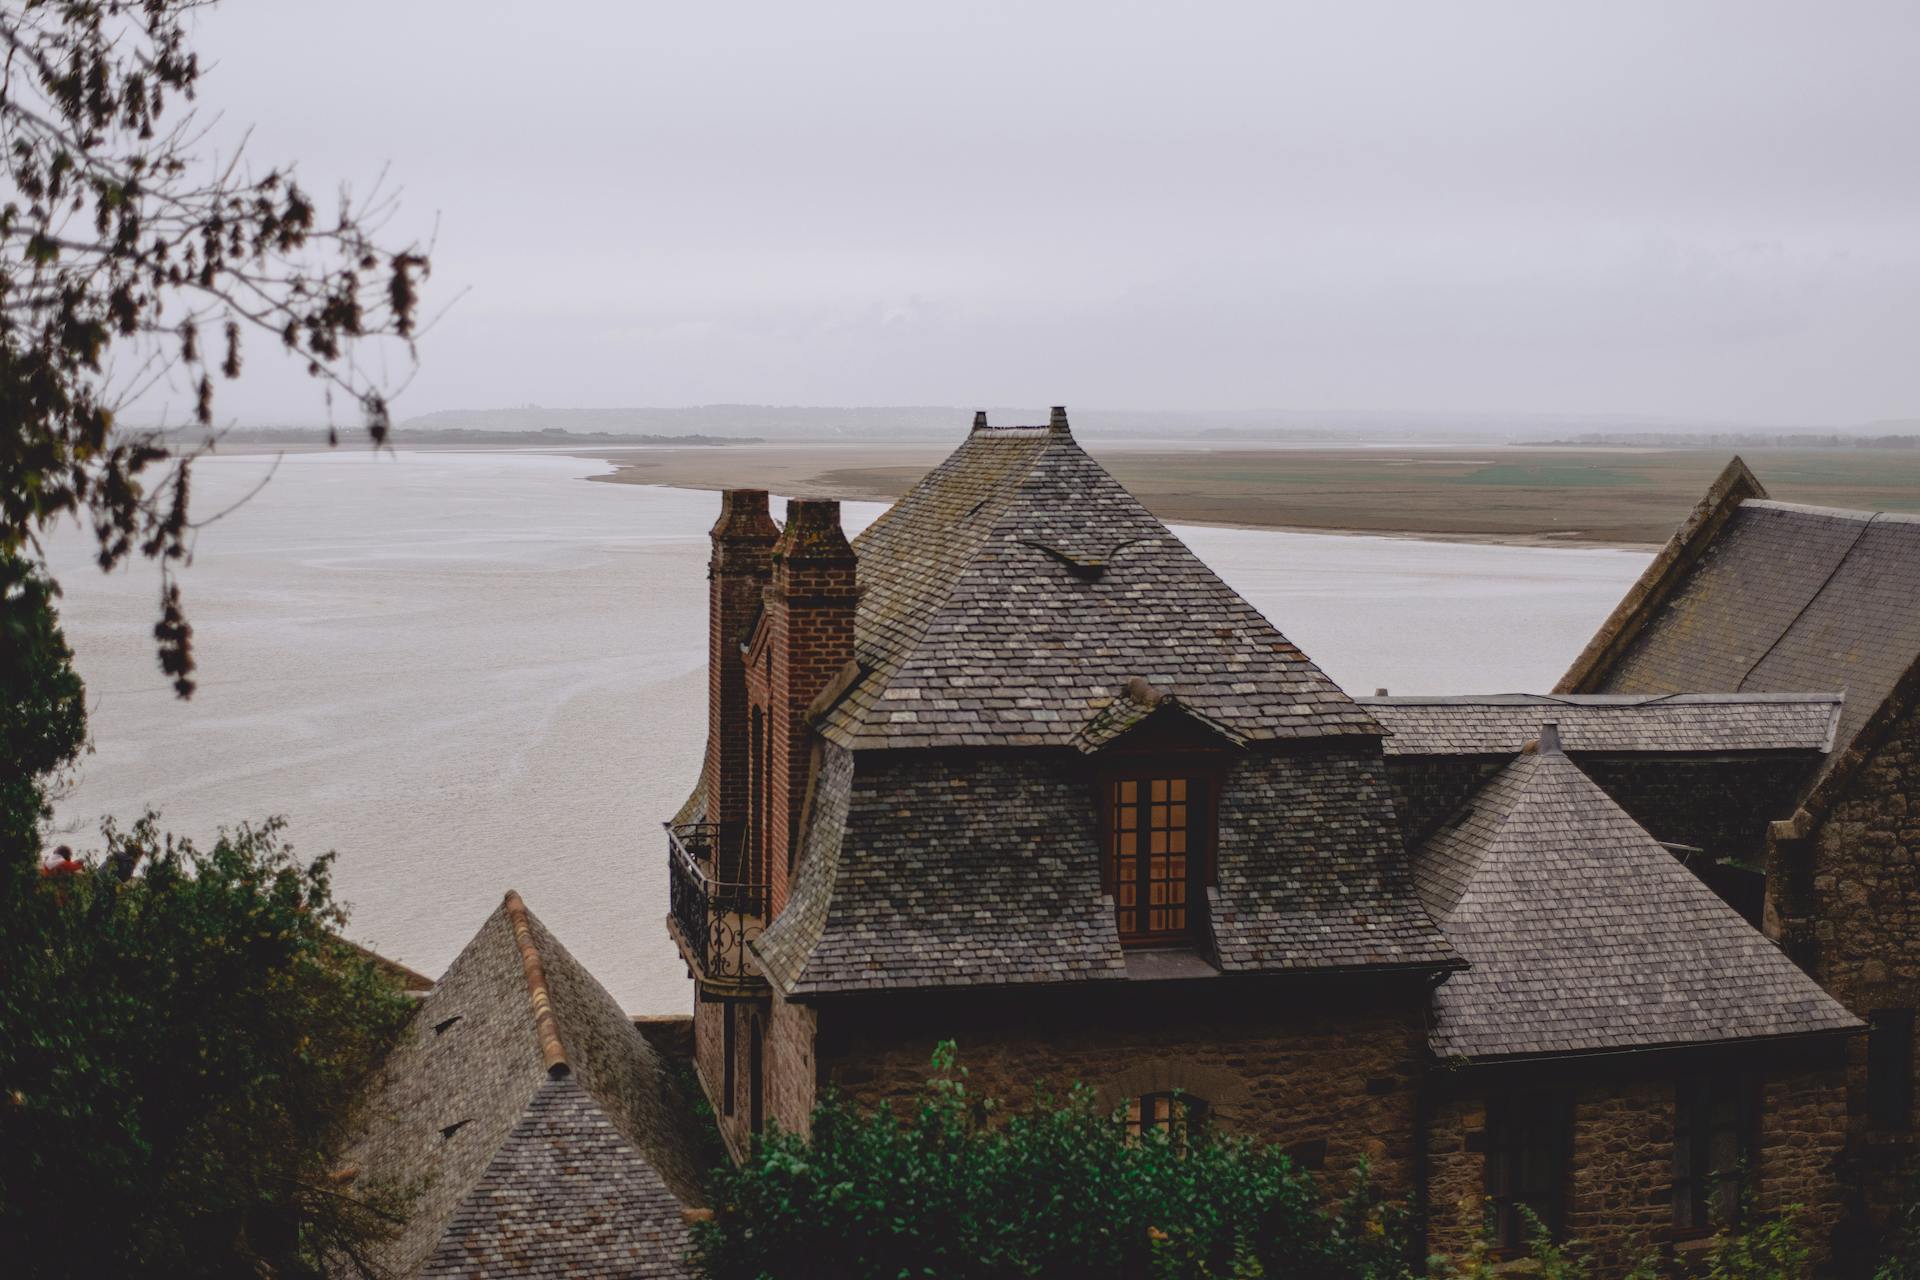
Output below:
[432,1014,463,1035]
[1673,1078,1756,1231]
[1869,1009,1916,1131]
[1485,1093,1570,1250]
[1123,1091,1207,1153]
[440,1118,474,1140]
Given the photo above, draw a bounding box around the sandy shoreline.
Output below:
[203,437,1920,550]
[573,443,1669,550]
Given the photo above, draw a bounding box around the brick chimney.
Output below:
[766,498,858,916]
[703,490,778,867]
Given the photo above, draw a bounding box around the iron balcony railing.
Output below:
[666,821,768,987]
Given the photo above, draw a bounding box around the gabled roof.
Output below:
[1413,737,1861,1061]
[1363,692,1842,757]
[346,893,707,1278]
[817,419,1378,750]
[1559,459,1920,787]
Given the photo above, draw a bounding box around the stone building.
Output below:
[1557,457,1920,1237]
[346,892,710,1278]
[665,413,1865,1273]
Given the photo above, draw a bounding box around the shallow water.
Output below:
[46,449,1648,1011]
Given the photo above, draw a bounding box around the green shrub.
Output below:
[0,814,414,1277]
[692,1042,1416,1280]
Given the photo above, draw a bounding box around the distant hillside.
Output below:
[1533,431,1920,449]
[399,404,1705,444]
[123,425,754,448]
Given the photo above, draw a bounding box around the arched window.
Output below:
[1124,1091,1207,1152]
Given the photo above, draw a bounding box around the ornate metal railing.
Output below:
[666,821,768,987]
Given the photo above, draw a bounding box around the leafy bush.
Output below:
[1877,1176,1920,1280]
[0,814,414,1278]
[693,1042,1414,1280]
[1702,1207,1809,1280]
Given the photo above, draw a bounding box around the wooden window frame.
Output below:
[1485,1092,1572,1252]
[1098,763,1220,947]
[1672,1076,1759,1233]
[1123,1091,1208,1153]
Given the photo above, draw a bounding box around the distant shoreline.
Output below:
[574,442,1674,550]
[195,436,1920,550]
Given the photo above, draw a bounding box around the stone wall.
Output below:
[1802,702,1920,1233]
[1425,1057,1849,1277]
[812,979,1431,1193]
[768,988,818,1136]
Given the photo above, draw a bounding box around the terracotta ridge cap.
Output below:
[502,890,568,1077]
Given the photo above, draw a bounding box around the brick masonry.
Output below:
[765,500,858,918]
[703,490,777,871]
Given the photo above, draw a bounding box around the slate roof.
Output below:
[1567,494,1920,783]
[1413,737,1861,1061]
[1362,692,1841,757]
[345,893,707,1278]
[753,742,1460,996]
[818,420,1379,749]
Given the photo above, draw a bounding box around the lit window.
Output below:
[1124,1092,1207,1151]
[1108,777,1204,943]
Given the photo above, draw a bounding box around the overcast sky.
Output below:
[183,1,1920,427]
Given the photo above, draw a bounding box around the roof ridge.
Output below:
[502,890,568,1077]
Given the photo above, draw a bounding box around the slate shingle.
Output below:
[753,743,1459,996]
[1596,502,1920,780]
[1413,744,1861,1061]
[345,895,706,1277]
[1363,692,1842,757]
[820,425,1379,750]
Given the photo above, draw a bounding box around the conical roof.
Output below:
[346,893,707,1277]
[1414,738,1860,1061]
[817,421,1377,749]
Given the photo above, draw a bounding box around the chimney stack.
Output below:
[703,491,779,861]
[972,410,988,432]
[1049,405,1071,434]
[1538,721,1563,756]
[766,499,859,916]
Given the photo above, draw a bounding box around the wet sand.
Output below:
[578,441,1920,547]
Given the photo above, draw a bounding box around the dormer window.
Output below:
[1105,775,1210,944]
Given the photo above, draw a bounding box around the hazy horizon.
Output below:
[137,2,1920,430]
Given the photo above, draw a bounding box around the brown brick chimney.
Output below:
[766,498,858,916]
[703,490,778,869]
